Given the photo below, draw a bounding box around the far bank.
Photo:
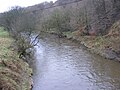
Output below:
[41,20,120,62]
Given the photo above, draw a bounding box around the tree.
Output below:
[0,6,40,60]
[1,7,23,32]
[92,0,110,35]
[110,0,120,22]
[43,9,71,37]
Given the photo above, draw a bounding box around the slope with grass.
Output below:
[0,27,32,90]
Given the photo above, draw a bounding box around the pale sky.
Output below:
[0,0,57,13]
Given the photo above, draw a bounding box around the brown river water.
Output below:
[32,35,120,90]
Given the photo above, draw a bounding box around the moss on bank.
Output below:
[0,27,32,90]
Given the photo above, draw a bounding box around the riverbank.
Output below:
[64,21,120,62]
[0,27,32,90]
[44,20,120,62]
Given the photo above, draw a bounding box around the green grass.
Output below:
[0,27,9,38]
[63,31,73,38]
[0,27,13,60]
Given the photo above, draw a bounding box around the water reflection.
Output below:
[33,35,120,90]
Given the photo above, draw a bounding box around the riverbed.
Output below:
[32,35,120,90]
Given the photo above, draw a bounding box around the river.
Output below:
[32,34,120,90]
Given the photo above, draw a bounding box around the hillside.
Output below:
[25,0,120,35]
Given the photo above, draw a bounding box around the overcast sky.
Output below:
[0,0,57,13]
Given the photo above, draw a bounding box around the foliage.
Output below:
[0,27,9,38]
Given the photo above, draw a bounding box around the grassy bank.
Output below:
[63,21,120,61]
[0,27,32,90]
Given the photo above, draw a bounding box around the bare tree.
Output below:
[43,9,71,37]
[0,6,40,60]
